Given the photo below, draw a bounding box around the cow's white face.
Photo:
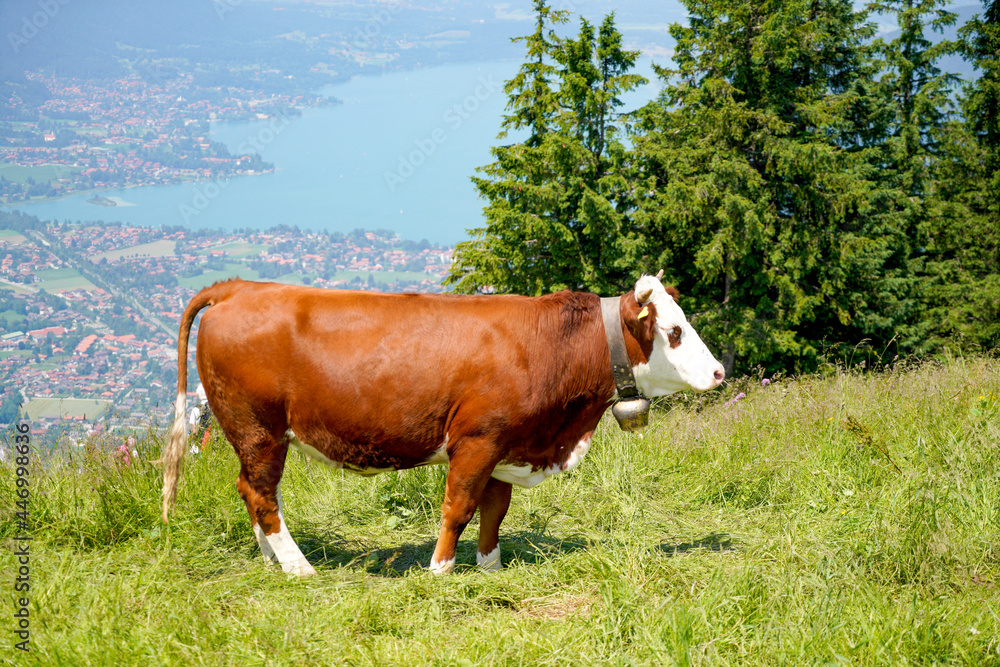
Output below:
[629,275,725,396]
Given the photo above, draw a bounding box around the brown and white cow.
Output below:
[160,274,724,575]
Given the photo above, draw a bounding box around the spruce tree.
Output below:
[632,0,912,374]
[921,1,1000,351]
[446,7,645,295]
[962,0,1000,181]
[868,0,959,196]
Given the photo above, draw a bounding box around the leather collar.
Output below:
[600,296,641,399]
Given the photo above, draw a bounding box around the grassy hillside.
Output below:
[1,357,998,665]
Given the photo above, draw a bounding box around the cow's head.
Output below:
[622,274,725,395]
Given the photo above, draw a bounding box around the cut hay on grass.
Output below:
[1,357,998,665]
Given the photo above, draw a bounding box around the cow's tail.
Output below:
[159,280,241,523]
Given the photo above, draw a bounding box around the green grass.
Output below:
[34,268,79,281]
[0,228,28,244]
[273,272,309,286]
[90,239,176,263]
[195,242,268,259]
[0,162,82,183]
[33,267,98,292]
[330,269,438,284]
[23,397,111,421]
[0,308,25,326]
[36,276,98,292]
[176,264,261,290]
[1,358,998,665]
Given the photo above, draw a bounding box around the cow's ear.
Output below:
[633,274,660,305]
[622,290,657,351]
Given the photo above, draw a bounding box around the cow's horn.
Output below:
[655,269,664,279]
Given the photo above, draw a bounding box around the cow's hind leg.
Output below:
[235,434,317,577]
[476,478,511,572]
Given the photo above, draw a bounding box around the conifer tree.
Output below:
[868,0,959,196]
[446,6,645,295]
[957,0,1000,212]
[921,1,1000,351]
[631,0,911,373]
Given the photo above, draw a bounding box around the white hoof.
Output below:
[281,559,318,577]
[429,557,455,575]
[476,546,502,572]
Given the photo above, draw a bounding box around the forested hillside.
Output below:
[448,0,1000,376]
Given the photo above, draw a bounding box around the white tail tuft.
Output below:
[160,391,189,522]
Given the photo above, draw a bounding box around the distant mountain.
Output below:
[0,0,987,104]
[0,0,524,83]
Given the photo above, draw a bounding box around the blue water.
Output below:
[7,59,662,245]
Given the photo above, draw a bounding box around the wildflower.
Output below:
[761,378,771,387]
[970,627,980,636]
[724,392,746,407]
[115,443,132,468]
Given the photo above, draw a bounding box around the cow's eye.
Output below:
[663,326,682,348]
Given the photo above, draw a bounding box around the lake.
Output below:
[6,59,663,245]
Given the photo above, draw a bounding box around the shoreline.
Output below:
[0,169,276,208]
[2,57,520,211]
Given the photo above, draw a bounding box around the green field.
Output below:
[273,272,306,286]
[33,267,97,293]
[330,269,437,284]
[176,264,262,290]
[36,276,97,292]
[196,242,268,259]
[23,397,111,421]
[0,308,25,326]
[0,162,82,183]
[35,268,80,281]
[0,228,28,244]
[91,239,177,263]
[33,267,98,292]
[1,358,998,665]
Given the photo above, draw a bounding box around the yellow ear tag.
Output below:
[638,306,649,320]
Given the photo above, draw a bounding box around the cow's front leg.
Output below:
[476,477,512,572]
[429,445,498,574]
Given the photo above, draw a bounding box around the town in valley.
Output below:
[0,211,453,452]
